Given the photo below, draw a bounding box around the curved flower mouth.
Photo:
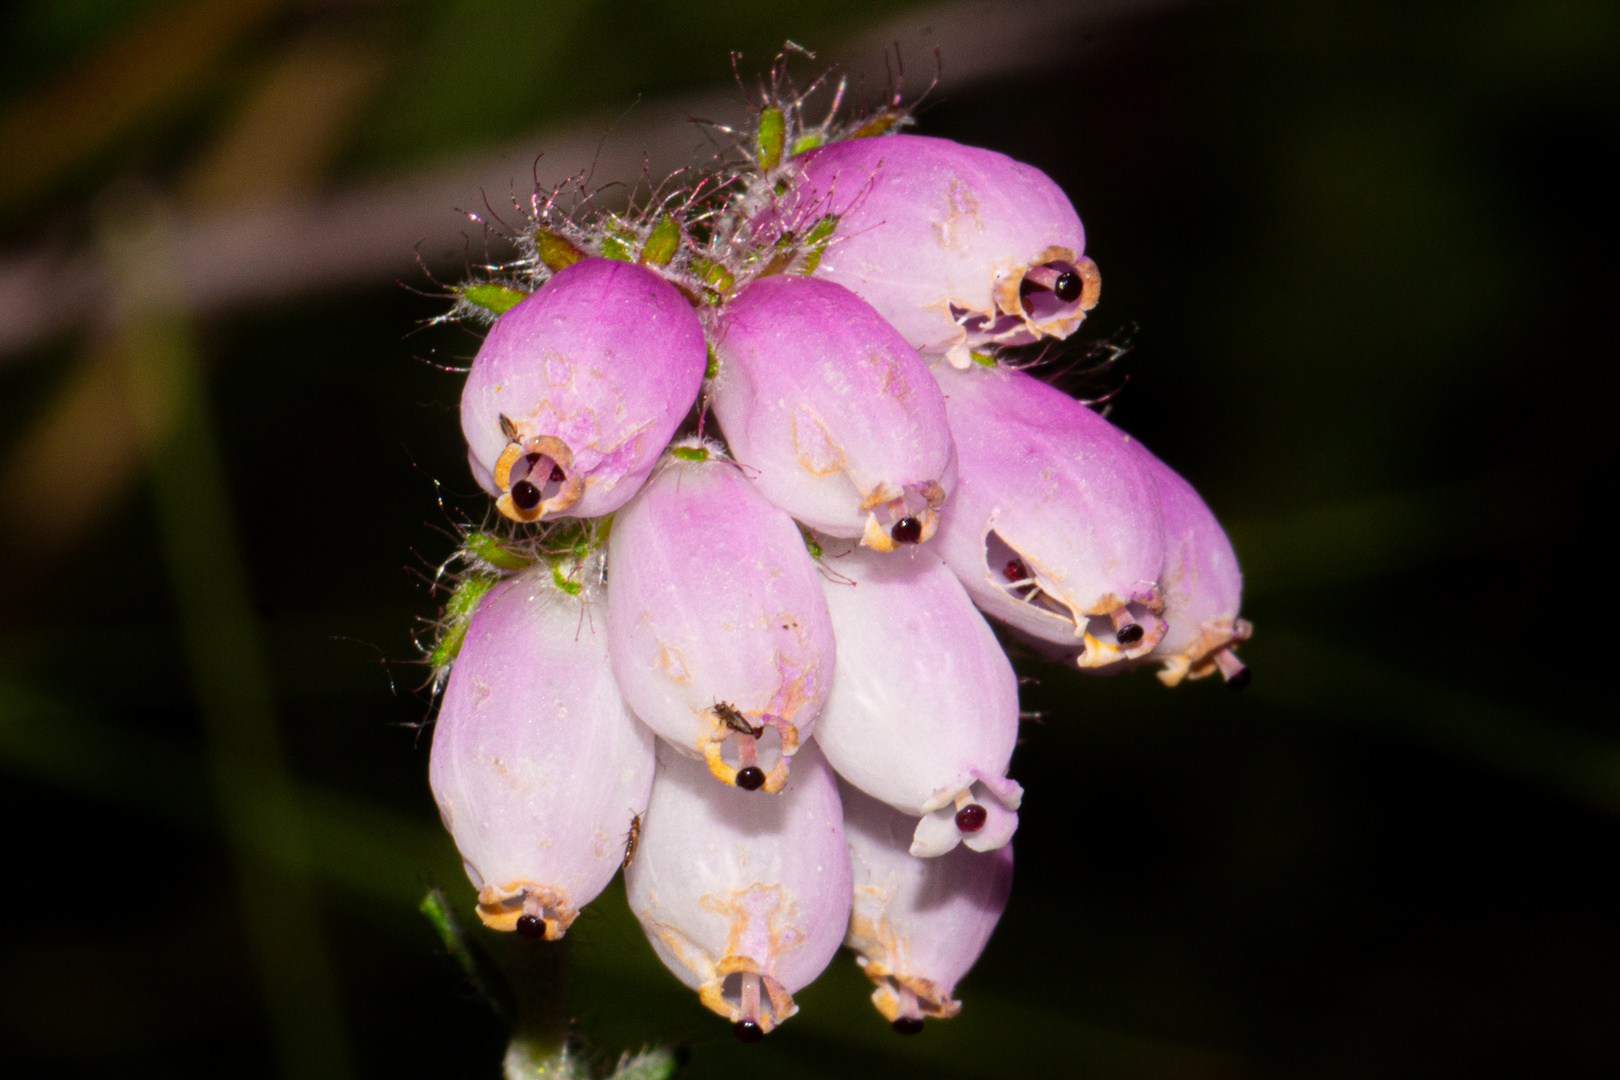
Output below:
[858,963,961,1029]
[911,777,1022,856]
[985,531,1164,664]
[492,422,585,522]
[701,706,800,794]
[859,480,947,552]
[1158,617,1254,688]
[476,882,577,940]
[945,248,1101,365]
[699,965,798,1038]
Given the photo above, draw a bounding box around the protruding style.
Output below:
[626,740,851,1036]
[762,134,1100,367]
[607,445,836,792]
[841,782,1014,1028]
[932,361,1167,667]
[813,539,1022,856]
[709,275,956,548]
[460,258,706,523]
[429,564,656,938]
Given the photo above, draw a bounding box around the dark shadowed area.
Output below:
[1,0,1616,1077]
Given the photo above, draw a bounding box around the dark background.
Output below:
[1,0,1616,1077]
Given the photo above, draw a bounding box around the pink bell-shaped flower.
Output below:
[813,538,1021,857]
[625,739,851,1039]
[841,781,1014,1031]
[931,361,1167,667]
[1132,443,1252,687]
[460,258,706,523]
[709,275,956,551]
[763,134,1100,367]
[429,563,656,939]
[606,444,836,793]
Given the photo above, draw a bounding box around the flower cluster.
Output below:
[424,55,1250,1042]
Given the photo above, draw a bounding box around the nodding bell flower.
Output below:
[429,564,656,939]
[606,444,835,793]
[813,539,1022,857]
[841,781,1013,1031]
[764,134,1101,368]
[1132,443,1253,688]
[710,275,957,551]
[931,361,1167,668]
[460,258,706,523]
[626,739,851,1040]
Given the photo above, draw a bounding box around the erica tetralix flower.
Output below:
[1131,443,1253,688]
[429,563,655,940]
[841,781,1013,1032]
[606,444,835,793]
[764,134,1100,368]
[460,258,706,523]
[931,361,1168,667]
[709,275,956,551]
[812,538,1022,857]
[626,740,851,1040]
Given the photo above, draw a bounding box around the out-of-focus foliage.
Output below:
[1,0,1616,1078]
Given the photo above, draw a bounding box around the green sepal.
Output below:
[671,446,708,462]
[790,132,824,155]
[801,529,823,560]
[464,531,534,570]
[851,112,901,139]
[551,565,581,596]
[971,351,997,367]
[641,216,680,266]
[704,344,719,379]
[535,229,586,271]
[607,1047,681,1080]
[798,214,840,274]
[600,235,633,262]
[756,107,785,170]
[460,283,528,315]
[429,573,497,672]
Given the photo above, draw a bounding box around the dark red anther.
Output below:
[1003,558,1029,582]
[733,1020,764,1043]
[515,914,545,939]
[511,480,541,511]
[890,517,923,544]
[892,1017,925,1035]
[1054,271,1083,303]
[954,804,987,832]
[1225,667,1252,691]
[736,766,767,791]
[549,464,566,483]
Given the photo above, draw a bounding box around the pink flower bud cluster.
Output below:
[424,60,1250,1042]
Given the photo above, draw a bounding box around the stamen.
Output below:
[1215,648,1251,690]
[736,765,767,791]
[1112,609,1144,645]
[515,914,545,939]
[954,804,987,832]
[733,974,765,1041]
[510,480,542,511]
[890,516,923,544]
[891,984,925,1034]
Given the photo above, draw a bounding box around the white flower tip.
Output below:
[699,967,798,1037]
[911,780,1021,856]
[865,966,962,1027]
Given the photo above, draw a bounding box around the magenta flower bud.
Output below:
[606,446,836,793]
[710,275,957,550]
[429,565,656,939]
[932,362,1167,667]
[460,258,706,523]
[1132,443,1253,687]
[765,134,1100,367]
[813,539,1021,857]
[625,739,851,1037]
[841,780,1013,1029]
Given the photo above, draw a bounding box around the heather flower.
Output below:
[460,258,706,523]
[1132,443,1253,687]
[841,781,1014,1031]
[625,740,851,1039]
[812,539,1022,857]
[429,563,656,939]
[605,444,835,793]
[931,361,1167,667]
[762,134,1101,367]
[709,275,956,550]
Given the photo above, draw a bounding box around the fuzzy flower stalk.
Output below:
[418,45,1251,1054]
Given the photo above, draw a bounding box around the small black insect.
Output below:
[713,701,763,738]
[622,812,642,870]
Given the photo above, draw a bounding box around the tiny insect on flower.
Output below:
[606,445,835,793]
[761,134,1100,368]
[931,360,1168,667]
[709,275,957,549]
[626,740,851,1037]
[460,258,706,524]
[623,813,643,870]
[429,563,656,939]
